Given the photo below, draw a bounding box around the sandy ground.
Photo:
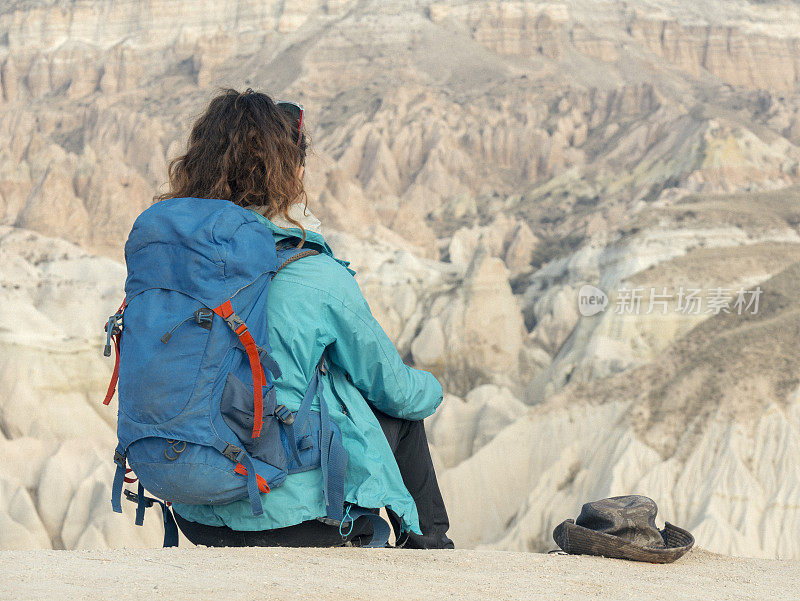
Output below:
[1,548,797,601]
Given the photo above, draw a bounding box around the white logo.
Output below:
[578,285,608,316]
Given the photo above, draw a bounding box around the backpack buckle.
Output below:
[123,489,154,507]
[274,405,295,425]
[223,312,245,331]
[221,444,244,462]
[113,449,127,467]
[104,313,123,357]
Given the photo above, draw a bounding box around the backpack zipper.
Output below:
[160,308,214,343]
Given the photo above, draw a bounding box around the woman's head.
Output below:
[157,88,310,244]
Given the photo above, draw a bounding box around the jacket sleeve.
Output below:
[322,267,444,420]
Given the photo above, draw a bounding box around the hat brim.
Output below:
[553,520,694,564]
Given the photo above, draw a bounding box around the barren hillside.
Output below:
[1,0,799,558]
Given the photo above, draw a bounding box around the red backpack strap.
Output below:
[102,298,127,406]
[213,300,266,438]
[234,462,270,493]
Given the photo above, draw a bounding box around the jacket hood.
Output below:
[247,208,356,275]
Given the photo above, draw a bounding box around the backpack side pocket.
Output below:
[220,372,287,471]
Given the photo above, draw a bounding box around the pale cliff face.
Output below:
[1,0,800,557]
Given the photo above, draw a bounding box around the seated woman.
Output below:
[162,88,453,549]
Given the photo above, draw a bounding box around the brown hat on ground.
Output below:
[552,495,694,563]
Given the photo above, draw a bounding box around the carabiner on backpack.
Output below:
[102,299,127,406]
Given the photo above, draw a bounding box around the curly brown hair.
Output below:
[156,88,310,246]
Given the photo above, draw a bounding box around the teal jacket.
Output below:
[172,211,444,534]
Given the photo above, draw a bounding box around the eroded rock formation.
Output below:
[1,0,800,557]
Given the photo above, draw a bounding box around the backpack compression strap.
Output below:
[123,486,179,548]
[102,298,127,405]
[212,300,267,438]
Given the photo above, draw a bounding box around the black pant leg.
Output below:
[174,511,248,547]
[173,511,372,547]
[371,407,455,550]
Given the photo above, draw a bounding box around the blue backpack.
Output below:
[101,197,389,547]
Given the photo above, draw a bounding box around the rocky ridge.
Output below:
[1,0,800,557]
